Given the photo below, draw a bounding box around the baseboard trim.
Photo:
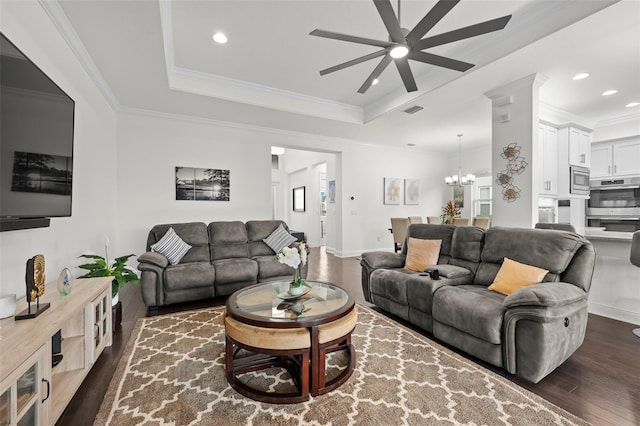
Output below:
[588,302,640,326]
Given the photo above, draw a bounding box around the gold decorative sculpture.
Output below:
[16,254,50,320]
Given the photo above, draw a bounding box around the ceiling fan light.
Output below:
[390,44,409,59]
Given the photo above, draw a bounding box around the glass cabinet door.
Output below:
[0,387,10,426]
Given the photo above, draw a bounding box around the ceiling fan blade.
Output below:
[407,0,460,43]
[320,50,388,76]
[409,51,474,72]
[310,29,392,48]
[394,58,418,92]
[358,55,392,94]
[373,0,405,43]
[415,15,512,50]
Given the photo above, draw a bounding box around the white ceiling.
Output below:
[53,0,640,153]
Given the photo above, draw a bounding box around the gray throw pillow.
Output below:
[263,224,297,253]
[151,227,192,265]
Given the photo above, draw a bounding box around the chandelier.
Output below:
[445,134,475,186]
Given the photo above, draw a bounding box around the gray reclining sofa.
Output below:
[138,220,307,308]
[361,224,595,383]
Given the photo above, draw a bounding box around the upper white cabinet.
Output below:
[538,123,558,195]
[568,127,591,167]
[591,138,640,179]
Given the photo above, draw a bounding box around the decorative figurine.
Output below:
[16,254,50,320]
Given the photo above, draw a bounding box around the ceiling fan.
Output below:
[310,0,512,94]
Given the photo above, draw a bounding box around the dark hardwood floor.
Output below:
[59,247,639,426]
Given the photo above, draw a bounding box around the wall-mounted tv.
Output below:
[1,32,75,231]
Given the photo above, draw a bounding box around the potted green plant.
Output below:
[78,253,140,330]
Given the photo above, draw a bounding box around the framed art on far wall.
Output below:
[384,177,402,205]
[293,186,306,212]
[404,179,420,205]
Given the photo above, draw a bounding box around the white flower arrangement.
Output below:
[277,242,308,288]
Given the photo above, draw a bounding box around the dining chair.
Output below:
[472,217,490,229]
[452,218,469,226]
[408,216,424,224]
[426,216,442,224]
[390,217,409,253]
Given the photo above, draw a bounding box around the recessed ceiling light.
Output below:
[372,78,379,85]
[213,32,228,44]
[602,89,618,96]
[572,73,590,80]
[626,102,640,108]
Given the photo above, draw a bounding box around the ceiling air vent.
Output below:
[403,105,423,114]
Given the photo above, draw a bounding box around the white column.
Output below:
[485,74,548,228]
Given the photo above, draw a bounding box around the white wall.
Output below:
[115,112,451,258]
[0,2,118,298]
[116,113,273,255]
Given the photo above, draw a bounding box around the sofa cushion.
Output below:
[255,255,295,280]
[164,262,215,291]
[209,221,250,260]
[247,220,291,257]
[450,226,485,263]
[488,258,549,295]
[146,222,209,264]
[212,258,258,285]
[403,224,455,263]
[263,224,297,254]
[432,285,506,344]
[404,238,441,272]
[480,227,583,275]
[151,227,192,265]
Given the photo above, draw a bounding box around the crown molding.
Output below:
[539,102,596,129]
[39,0,120,109]
[118,106,359,147]
[158,0,363,124]
[595,111,640,128]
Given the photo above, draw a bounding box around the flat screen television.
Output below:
[1,32,75,231]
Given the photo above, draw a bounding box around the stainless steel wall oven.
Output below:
[587,177,640,232]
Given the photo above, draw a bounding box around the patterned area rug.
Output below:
[94,305,589,426]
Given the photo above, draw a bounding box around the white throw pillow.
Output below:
[263,224,297,254]
[151,227,192,265]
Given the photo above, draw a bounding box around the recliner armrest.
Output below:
[360,251,405,270]
[503,282,586,309]
[138,251,169,268]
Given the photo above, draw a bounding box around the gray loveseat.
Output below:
[361,224,595,383]
[138,220,307,308]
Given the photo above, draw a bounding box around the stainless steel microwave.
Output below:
[570,166,590,195]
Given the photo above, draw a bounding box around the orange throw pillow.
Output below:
[488,257,549,295]
[404,238,442,272]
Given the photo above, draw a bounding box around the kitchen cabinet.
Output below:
[568,127,591,167]
[538,123,558,195]
[0,345,50,426]
[591,138,640,179]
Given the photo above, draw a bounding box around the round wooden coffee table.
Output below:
[225,281,356,403]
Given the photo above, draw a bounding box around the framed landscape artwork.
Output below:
[175,167,230,201]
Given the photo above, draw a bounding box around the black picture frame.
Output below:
[293,186,305,212]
